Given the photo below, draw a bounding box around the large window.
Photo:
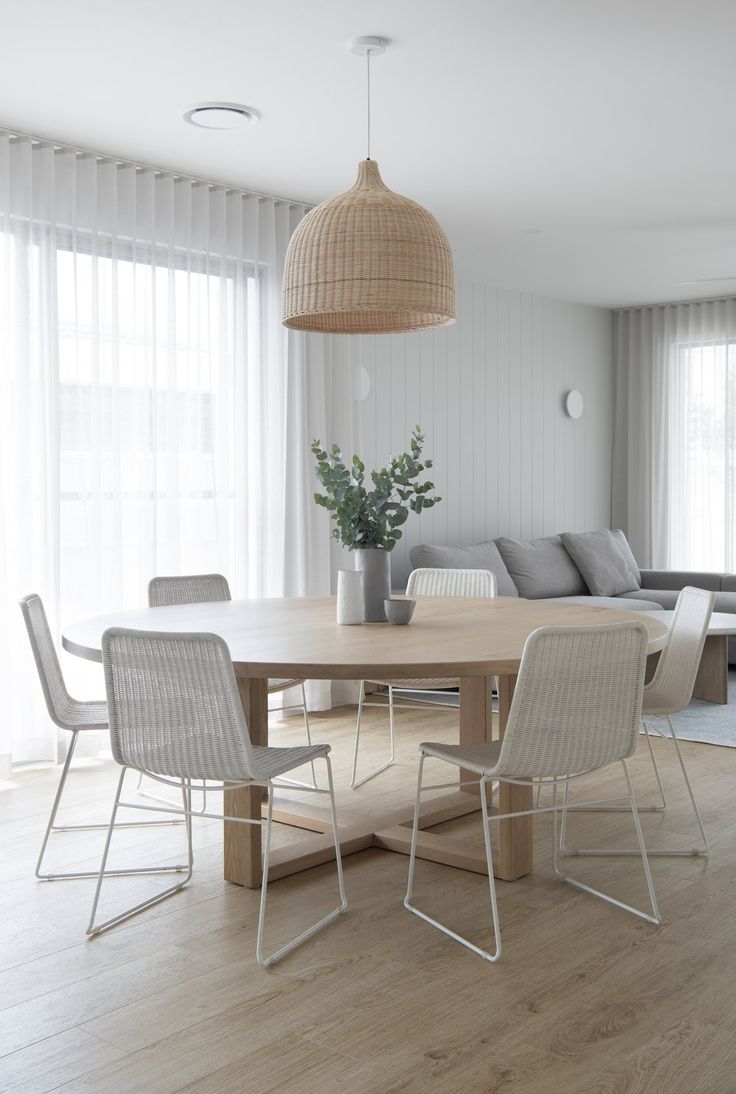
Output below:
[0,134,317,768]
[54,239,256,614]
[668,339,736,572]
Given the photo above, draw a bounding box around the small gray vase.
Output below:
[354,547,391,622]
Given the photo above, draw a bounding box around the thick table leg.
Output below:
[496,674,533,881]
[458,676,494,794]
[693,634,729,704]
[224,677,268,887]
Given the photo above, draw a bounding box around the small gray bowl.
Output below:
[384,598,416,625]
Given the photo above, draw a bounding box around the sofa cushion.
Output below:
[561,529,640,597]
[621,588,681,609]
[629,587,736,615]
[611,530,641,586]
[547,595,662,611]
[494,535,587,598]
[409,540,519,597]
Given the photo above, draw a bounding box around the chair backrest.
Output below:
[19,593,75,730]
[406,567,497,599]
[496,621,648,779]
[148,573,231,608]
[645,586,715,714]
[102,628,262,781]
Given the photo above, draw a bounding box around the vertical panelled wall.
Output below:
[350,281,614,587]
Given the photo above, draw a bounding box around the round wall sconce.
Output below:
[565,390,584,419]
[352,364,371,401]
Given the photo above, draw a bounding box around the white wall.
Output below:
[346,279,614,588]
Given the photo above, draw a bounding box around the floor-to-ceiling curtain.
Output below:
[613,297,736,571]
[0,131,339,773]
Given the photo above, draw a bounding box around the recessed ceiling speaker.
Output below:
[183,103,260,129]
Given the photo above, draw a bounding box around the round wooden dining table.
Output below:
[63,596,668,889]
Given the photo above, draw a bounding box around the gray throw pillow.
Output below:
[494,535,588,599]
[561,529,640,597]
[409,540,519,597]
[611,529,641,587]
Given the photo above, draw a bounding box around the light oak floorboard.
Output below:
[2,705,736,1093]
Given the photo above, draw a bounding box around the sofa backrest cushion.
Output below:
[409,540,519,597]
[611,529,641,586]
[561,529,640,597]
[640,569,724,592]
[494,535,587,598]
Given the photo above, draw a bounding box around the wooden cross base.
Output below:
[223,672,534,889]
[223,789,530,887]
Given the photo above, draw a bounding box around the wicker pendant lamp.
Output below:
[282,37,455,335]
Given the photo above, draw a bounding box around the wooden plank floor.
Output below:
[2,701,736,1093]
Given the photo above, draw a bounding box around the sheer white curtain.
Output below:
[0,131,340,772]
[613,297,736,571]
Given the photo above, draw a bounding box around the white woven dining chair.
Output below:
[404,621,660,963]
[89,628,347,966]
[561,585,715,859]
[352,567,497,789]
[148,573,233,607]
[145,574,316,797]
[19,594,182,882]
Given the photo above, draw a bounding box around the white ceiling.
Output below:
[3,0,736,308]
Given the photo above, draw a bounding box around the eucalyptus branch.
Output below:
[311,427,441,551]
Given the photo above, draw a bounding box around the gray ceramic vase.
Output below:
[354,547,391,622]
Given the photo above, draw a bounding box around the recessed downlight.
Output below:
[183,102,260,129]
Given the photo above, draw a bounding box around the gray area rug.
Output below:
[397,673,736,748]
[659,670,736,747]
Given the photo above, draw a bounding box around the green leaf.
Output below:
[310,425,441,550]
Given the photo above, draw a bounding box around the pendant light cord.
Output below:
[366,48,371,160]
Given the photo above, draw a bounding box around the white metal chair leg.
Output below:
[273,683,319,791]
[562,720,667,815]
[642,719,667,811]
[663,714,708,849]
[301,682,317,787]
[351,681,397,789]
[404,759,502,962]
[86,770,194,936]
[561,715,708,858]
[256,755,348,967]
[135,770,206,816]
[37,733,185,881]
[553,762,661,924]
[36,731,80,879]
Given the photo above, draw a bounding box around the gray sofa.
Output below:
[409,529,736,664]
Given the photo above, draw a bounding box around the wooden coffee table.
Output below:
[63,596,667,889]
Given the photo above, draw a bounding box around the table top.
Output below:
[62,596,669,680]
[640,609,736,636]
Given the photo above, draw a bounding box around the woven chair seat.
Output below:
[268,678,301,693]
[369,678,459,691]
[135,742,330,784]
[251,745,329,780]
[420,741,502,776]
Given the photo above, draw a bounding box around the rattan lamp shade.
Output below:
[282,160,455,334]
